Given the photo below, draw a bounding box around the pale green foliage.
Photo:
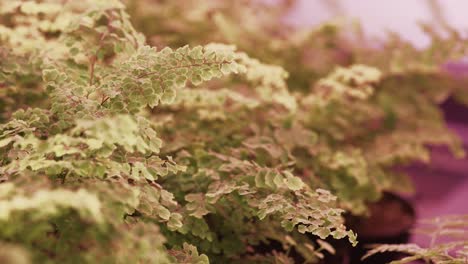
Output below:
[0,0,359,263]
[121,1,468,262]
[173,88,260,120]
[169,242,210,264]
[0,114,183,182]
[128,2,465,150]
[233,49,296,111]
[0,242,31,264]
[44,43,241,124]
[4,0,468,263]
[314,64,382,101]
[0,183,102,222]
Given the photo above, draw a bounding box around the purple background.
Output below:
[281,0,468,48]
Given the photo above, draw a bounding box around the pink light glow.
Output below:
[284,0,468,48]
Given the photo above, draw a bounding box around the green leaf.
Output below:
[284,171,304,191]
[161,88,176,104]
[155,205,171,220]
[188,46,203,59]
[191,74,203,86]
[42,69,59,82]
[167,213,183,231]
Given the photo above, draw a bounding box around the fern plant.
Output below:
[124,0,468,262]
[0,0,358,263]
[125,0,467,216]
[2,0,468,263]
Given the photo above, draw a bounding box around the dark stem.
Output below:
[100,96,110,105]
[89,55,97,86]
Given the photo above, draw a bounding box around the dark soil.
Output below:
[344,192,416,264]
